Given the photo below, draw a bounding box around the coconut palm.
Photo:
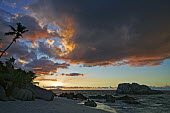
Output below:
[0,22,29,58]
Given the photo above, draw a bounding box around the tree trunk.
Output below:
[0,39,15,58]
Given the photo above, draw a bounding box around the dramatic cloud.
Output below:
[62,73,84,76]
[27,0,170,67]
[11,14,60,41]
[0,10,58,57]
[24,57,69,75]
[33,75,59,82]
[34,78,58,81]
[0,8,64,75]
[38,41,62,58]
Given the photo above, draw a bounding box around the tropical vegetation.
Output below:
[0,22,29,58]
[0,23,36,97]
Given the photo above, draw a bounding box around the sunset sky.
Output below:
[0,0,170,88]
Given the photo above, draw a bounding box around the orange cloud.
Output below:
[0,43,3,48]
[2,0,170,69]
[45,39,55,46]
[17,59,28,64]
[57,15,76,54]
[25,30,56,41]
[34,78,58,81]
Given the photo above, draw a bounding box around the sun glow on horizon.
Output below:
[35,81,65,87]
[50,81,64,86]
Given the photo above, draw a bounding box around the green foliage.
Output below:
[0,57,36,95]
[0,23,36,96]
[13,69,36,88]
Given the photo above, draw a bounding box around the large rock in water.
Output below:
[84,100,97,107]
[27,84,55,101]
[11,87,35,101]
[0,85,8,101]
[76,93,87,100]
[116,83,163,94]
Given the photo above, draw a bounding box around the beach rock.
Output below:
[84,100,97,107]
[106,95,115,103]
[27,84,55,101]
[58,93,68,97]
[76,93,87,100]
[116,95,136,100]
[0,85,8,101]
[89,95,105,99]
[116,95,139,104]
[122,100,140,104]
[66,93,75,99]
[116,83,163,94]
[114,93,118,96]
[11,87,35,101]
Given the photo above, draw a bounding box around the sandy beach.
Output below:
[0,97,112,113]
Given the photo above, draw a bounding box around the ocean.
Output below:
[52,90,170,113]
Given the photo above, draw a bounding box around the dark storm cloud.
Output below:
[28,0,170,67]
[25,57,69,75]
[62,73,84,76]
[0,10,63,74]
[0,13,44,62]
[38,42,62,58]
[11,14,59,41]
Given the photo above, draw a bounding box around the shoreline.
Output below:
[0,97,112,113]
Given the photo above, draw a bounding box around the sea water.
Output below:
[52,90,170,113]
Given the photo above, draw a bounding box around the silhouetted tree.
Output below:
[0,39,2,53]
[0,57,36,96]
[0,23,29,58]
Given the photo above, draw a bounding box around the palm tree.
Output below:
[0,39,2,53]
[0,22,28,58]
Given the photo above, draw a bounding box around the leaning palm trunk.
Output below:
[0,23,28,59]
[0,38,15,58]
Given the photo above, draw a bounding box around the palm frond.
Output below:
[16,33,23,38]
[9,25,16,32]
[4,32,16,36]
[21,29,29,33]
[20,26,27,31]
[17,22,22,31]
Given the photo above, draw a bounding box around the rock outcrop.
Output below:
[27,84,55,101]
[116,83,163,94]
[66,93,75,99]
[116,95,136,100]
[75,93,87,100]
[84,100,97,107]
[58,93,68,97]
[116,95,140,104]
[59,93,87,100]
[11,87,35,101]
[0,85,8,101]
